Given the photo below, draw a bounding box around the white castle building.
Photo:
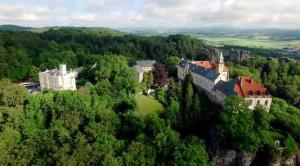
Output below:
[39,64,77,91]
[178,52,272,111]
[134,60,156,82]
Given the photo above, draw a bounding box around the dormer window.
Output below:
[256,90,261,96]
[265,91,269,95]
[248,90,253,96]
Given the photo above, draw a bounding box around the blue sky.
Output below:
[0,0,299,28]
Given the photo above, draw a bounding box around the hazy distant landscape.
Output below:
[119,27,300,50]
[2,24,300,55]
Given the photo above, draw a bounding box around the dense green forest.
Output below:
[1,56,300,165]
[0,29,214,81]
[0,29,298,108]
[0,29,299,165]
[0,61,299,165]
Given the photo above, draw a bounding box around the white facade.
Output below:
[141,66,153,73]
[136,70,144,82]
[39,64,77,91]
[178,65,223,93]
[213,94,273,111]
[134,65,146,83]
[245,97,272,111]
[134,60,156,83]
[178,54,228,93]
[212,89,227,106]
[191,72,215,92]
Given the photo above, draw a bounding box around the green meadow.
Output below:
[135,94,164,117]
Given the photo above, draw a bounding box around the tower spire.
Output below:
[219,51,224,64]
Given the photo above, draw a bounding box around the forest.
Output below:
[0,29,299,165]
[0,29,215,81]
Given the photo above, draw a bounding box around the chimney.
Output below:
[236,77,240,85]
[240,77,243,86]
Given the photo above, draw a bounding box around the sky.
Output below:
[0,0,299,29]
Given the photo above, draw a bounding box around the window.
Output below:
[265,100,268,106]
[247,99,253,105]
[256,90,261,96]
[256,100,260,105]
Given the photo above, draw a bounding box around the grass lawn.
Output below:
[135,95,164,117]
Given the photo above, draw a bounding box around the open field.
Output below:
[118,27,300,51]
[135,95,164,117]
[201,37,300,50]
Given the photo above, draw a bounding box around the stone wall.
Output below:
[212,150,254,166]
[269,152,299,166]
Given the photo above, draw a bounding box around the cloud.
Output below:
[72,14,96,22]
[0,4,46,22]
[18,14,39,21]
[0,0,299,28]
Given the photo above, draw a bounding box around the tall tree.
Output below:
[165,57,181,77]
[153,63,168,87]
[218,97,261,153]
[0,80,29,107]
[180,73,194,130]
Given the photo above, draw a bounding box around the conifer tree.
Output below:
[181,72,193,113]
[180,72,194,130]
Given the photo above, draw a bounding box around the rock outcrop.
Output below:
[212,150,237,166]
[212,150,300,166]
[212,150,254,166]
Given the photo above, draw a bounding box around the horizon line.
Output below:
[1,24,300,31]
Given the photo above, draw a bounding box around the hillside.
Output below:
[119,27,300,56]
[0,29,215,81]
[0,24,32,31]
[0,24,126,36]
[2,25,300,55]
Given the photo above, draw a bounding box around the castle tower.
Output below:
[217,52,224,73]
[59,64,67,75]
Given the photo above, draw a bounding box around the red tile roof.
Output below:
[192,60,228,72]
[234,76,270,98]
[192,61,214,69]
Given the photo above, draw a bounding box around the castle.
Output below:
[134,60,156,82]
[39,64,77,91]
[178,53,272,111]
[227,48,250,62]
